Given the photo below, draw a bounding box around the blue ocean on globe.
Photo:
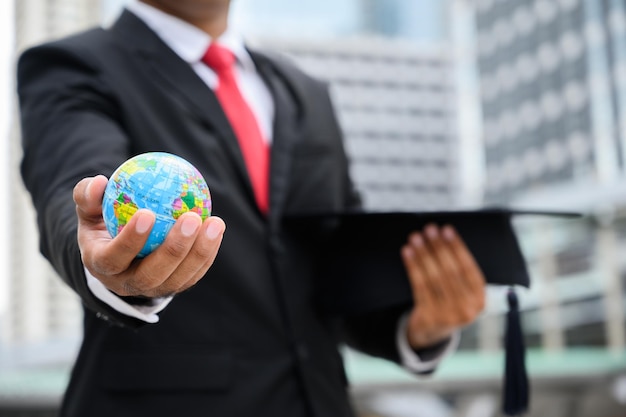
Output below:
[102,152,212,257]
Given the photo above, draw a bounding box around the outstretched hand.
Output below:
[73,175,226,299]
[401,224,486,350]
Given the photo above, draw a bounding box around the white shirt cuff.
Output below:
[396,312,460,373]
[85,267,173,323]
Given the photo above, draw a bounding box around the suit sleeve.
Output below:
[17,39,147,328]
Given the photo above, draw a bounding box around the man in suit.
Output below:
[16,0,486,416]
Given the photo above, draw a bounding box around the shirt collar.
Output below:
[126,0,256,72]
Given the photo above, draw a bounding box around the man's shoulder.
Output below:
[248,46,329,91]
[17,25,117,73]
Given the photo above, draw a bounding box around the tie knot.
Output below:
[202,43,235,72]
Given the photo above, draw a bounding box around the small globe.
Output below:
[102,152,212,257]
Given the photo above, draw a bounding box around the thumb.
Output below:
[74,175,109,221]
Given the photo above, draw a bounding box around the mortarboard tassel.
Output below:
[503,287,529,415]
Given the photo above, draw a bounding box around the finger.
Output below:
[401,233,435,307]
[406,230,448,302]
[425,224,486,324]
[152,216,226,296]
[402,235,462,346]
[441,225,486,295]
[128,211,204,295]
[170,258,212,295]
[441,225,486,316]
[422,223,465,300]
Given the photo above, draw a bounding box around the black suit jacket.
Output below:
[17,10,408,417]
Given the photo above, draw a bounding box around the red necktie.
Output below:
[202,43,269,214]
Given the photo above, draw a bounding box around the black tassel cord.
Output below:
[503,287,529,416]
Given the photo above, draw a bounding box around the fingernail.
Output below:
[425,224,438,239]
[442,226,455,241]
[181,216,200,237]
[411,234,424,247]
[135,212,153,234]
[206,220,223,240]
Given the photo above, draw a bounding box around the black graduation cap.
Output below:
[283,207,582,416]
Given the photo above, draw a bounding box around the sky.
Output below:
[0,2,15,314]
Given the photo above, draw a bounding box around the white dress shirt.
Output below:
[87,0,458,372]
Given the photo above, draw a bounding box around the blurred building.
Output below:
[15,0,102,48]
[477,0,607,201]
[473,0,625,353]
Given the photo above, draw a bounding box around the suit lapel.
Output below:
[249,50,304,223]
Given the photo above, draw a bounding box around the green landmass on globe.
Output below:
[102,152,212,257]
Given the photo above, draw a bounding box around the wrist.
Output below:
[406,327,454,351]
